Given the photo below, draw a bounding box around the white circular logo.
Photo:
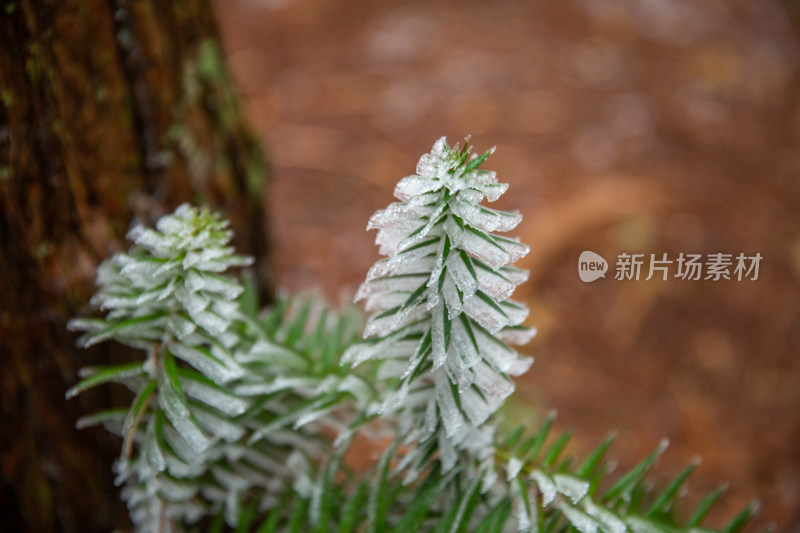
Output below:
[578,251,608,282]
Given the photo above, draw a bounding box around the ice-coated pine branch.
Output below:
[68,205,374,531]
[276,414,756,533]
[68,204,255,357]
[65,157,760,533]
[339,138,756,533]
[343,136,536,471]
[67,205,261,529]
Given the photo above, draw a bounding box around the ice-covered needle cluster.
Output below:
[344,136,536,468]
[70,204,254,353]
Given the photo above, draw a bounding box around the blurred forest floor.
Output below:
[213,0,800,530]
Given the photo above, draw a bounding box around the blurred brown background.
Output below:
[213,0,800,530]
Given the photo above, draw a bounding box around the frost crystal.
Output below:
[344,136,536,467]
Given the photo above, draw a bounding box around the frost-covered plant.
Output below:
[343,136,535,474]
[340,138,759,533]
[68,205,372,531]
[69,141,759,533]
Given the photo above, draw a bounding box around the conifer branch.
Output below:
[67,142,760,533]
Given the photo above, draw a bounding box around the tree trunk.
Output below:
[0,1,271,530]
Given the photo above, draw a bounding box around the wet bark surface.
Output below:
[0,1,269,530]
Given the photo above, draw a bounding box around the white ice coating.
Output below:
[450,318,481,370]
[434,368,466,439]
[462,294,512,333]
[449,198,522,234]
[506,457,524,481]
[532,470,558,506]
[511,480,537,531]
[583,499,628,533]
[430,303,448,369]
[444,346,474,394]
[157,371,211,454]
[181,376,249,416]
[74,204,254,360]
[446,252,479,297]
[440,275,463,319]
[168,342,244,385]
[144,416,166,473]
[349,136,538,464]
[192,406,246,442]
[496,325,538,346]
[553,473,591,504]
[555,500,600,533]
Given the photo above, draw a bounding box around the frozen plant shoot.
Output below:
[344,136,535,474]
[68,137,759,532]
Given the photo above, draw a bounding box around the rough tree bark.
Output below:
[0,1,271,531]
